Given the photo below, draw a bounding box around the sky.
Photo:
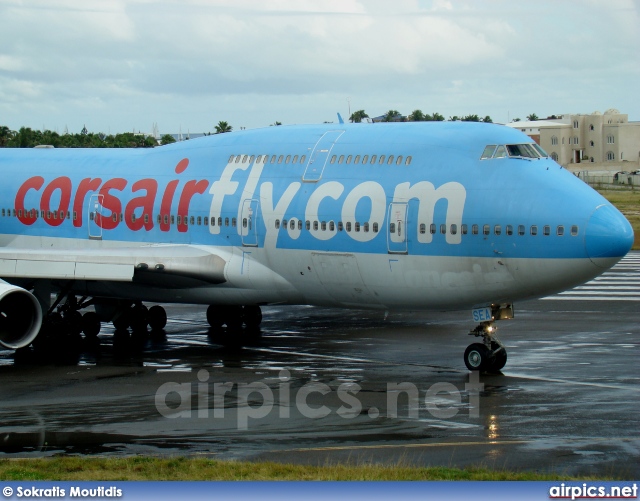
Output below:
[0,0,638,135]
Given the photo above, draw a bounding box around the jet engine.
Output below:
[0,279,43,350]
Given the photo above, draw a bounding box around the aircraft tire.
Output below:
[464,343,490,371]
[243,305,262,329]
[487,341,507,372]
[82,311,101,338]
[148,305,167,330]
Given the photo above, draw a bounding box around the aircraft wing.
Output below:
[0,245,227,286]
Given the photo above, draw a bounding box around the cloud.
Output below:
[0,0,638,132]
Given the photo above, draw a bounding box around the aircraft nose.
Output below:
[584,204,634,268]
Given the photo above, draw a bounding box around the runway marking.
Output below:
[543,253,640,301]
[276,439,532,453]
[504,373,640,391]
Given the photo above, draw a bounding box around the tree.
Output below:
[449,116,460,121]
[160,134,176,145]
[215,121,233,134]
[0,126,14,147]
[349,110,368,123]
[526,113,539,121]
[462,114,480,122]
[408,110,425,122]
[270,121,282,126]
[430,112,445,121]
[482,116,493,123]
[383,110,402,122]
[511,118,521,122]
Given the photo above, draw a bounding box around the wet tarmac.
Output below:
[0,254,639,477]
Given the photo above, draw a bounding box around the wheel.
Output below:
[112,310,130,331]
[64,310,83,336]
[81,311,101,338]
[464,343,491,371]
[148,305,167,330]
[487,341,507,372]
[243,305,262,329]
[130,303,149,332]
[206,305,224,329]
[223,306,243,330]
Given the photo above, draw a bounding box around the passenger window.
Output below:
[225,217,229,226]
[313,221,319,231]
[290,220,296,230]
[440,224,446,234]
[300,155,306,164]
[530,225,538,236]
[420,223,426,234]
[232,218,237,227]
[379,155,385,164]
[293,155,298,163]
[282,219,287,229]
[330,155,337,164]
[346,222,352,232]
[255,155,262,164]
[518,225,525,236]
[329,221,335,231]
[543,225,550,236]
[363,222,369,232]
[286,155,291,163]
[387,155,394,165]
[278,155,283,164]
[396,156,403,165]
[171,215,175,225]
[483,224,490,235]
[242,155,248,163]
[557,225,564,236]
[271,155,277,163]
[210,217,215,226]
[450,224,457,235]
[321,221,327,231]
[146,214,150,224]
[275,219,280,229]
[338,221,344,232]
[373,222,379,233]
[370,155,377,164]
[355,155,361,164]
[218,217,222,226]
[346,155,352,164]
[177,215,181,225]
[390,223,396,234]
[189,216,194,226]
[506,225,513,236]
[243,218,248,228]
[405,156,412,165]
[235,156,241,163]
[362,155,369,164]
[461,224,468,235]
[355,222,360,232]
[305,220,311,230]
[430,223,436,235]
[228,155,235,163]
[571,225,579,236]
[249,155,255,163]
[338,155,344,164]
[494,225,501,236]
[298,220,302,230]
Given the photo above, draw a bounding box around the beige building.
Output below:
[508,109,640,169]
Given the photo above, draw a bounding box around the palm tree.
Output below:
[430,112,445,121]
[0,126,12,147]
[383,110,402,122]
[526,113,539,121]
[349,110,369,123]
[408,110,425,122]
[215,121,233,134]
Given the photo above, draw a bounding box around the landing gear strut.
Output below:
[464,304,512,372]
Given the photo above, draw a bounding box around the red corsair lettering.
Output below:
[13,158,208,233]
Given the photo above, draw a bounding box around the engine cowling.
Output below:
[0,280,43,350]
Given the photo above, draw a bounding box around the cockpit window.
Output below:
[483,143,549,160]
[494,145,507,158]
[480,145,497,159]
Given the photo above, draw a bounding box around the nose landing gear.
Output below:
[464,304,512,372]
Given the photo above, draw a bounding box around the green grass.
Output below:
[0,457,617,481]
[598,189,640,249]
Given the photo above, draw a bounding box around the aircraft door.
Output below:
[387,202,408,254]
[302,130,344,182]
[241,198,259,247]
[88,194,103,240]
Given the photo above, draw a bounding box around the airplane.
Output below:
[0,121,633,371]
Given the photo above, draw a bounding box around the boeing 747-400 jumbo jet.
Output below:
[0,121,633,370]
